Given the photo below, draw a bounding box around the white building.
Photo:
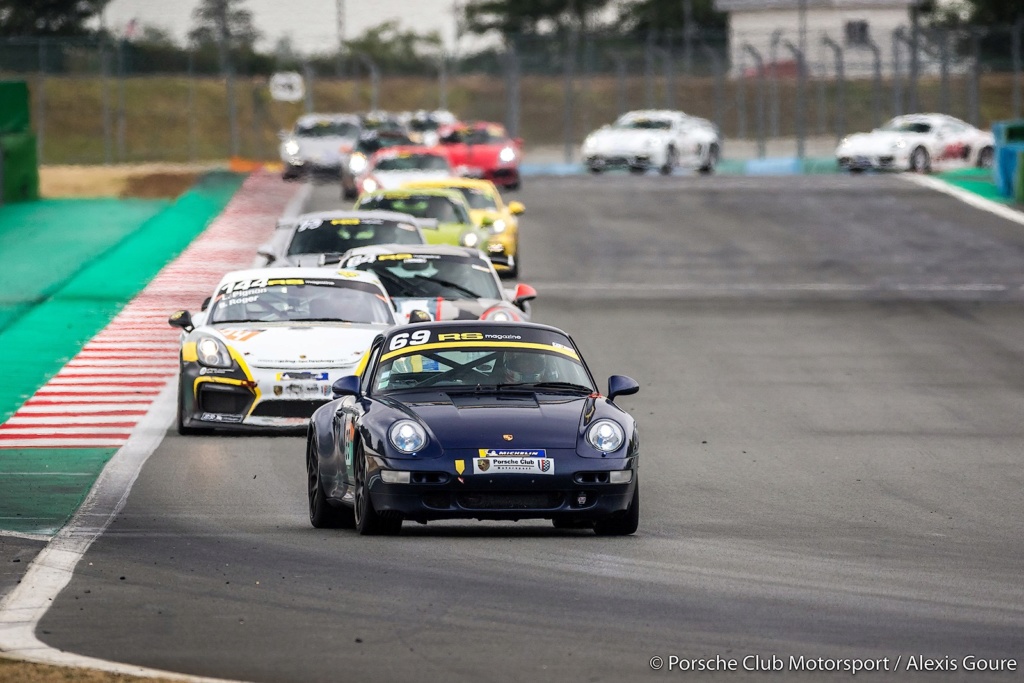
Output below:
[713,0,931,78]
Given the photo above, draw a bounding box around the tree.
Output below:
[345,20,443,73]
[615,0,727,35]
[462,0,612,38]
[0,0,108,37]
[188,0,260,51]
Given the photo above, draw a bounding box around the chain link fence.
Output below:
[1,24,1021,165]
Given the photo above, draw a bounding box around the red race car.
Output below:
[437,122,523,190]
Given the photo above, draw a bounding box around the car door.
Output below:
[337,339,383,485]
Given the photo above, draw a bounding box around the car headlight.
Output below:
[348,153,367,173]
[389,420,427,454]
[461,231,479,248]
[490,218,506,233]
[196,336,232,368]
[499,146,516,163]
[362,178,378,193]
[586,419,625,453]
[284,140,300,156]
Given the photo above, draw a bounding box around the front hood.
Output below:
[588,128,664,151]
[394,297,506,321]
[401,393,586,448]
[208,323,385,368]
[295,138,350,163]
[375,170,452,189]
[838,131,915,154]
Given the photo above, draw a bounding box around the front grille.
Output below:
[198,385,252,414]
[457,492,564,510]
[879,156,895,166]
[250,399,327,418]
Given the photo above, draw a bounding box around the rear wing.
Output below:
[412,217,439,231]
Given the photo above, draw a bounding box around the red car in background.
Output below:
[437,122,523,190]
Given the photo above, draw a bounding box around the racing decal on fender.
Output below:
[472,456,554,475]
[455,459,465,474]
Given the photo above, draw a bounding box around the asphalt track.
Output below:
[33,175,1024,681]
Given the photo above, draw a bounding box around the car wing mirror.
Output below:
[508,201,525,215]
[607,375,639,401]
[512,283,537,306]
[201,296,212,312]
[407,309,432,323]
[168,310,193,332]
[332,375,361,399]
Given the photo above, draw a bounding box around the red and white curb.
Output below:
[0,172,304,449]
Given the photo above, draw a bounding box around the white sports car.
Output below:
[581,109,722,175]
[280,113,362,180]
[836,113,995,173]
[169,267,398,433]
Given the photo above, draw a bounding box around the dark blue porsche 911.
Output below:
[305,321,640,535]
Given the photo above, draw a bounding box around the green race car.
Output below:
[353,188,490,253]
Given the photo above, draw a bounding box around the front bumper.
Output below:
[364,450,636,522]
[282,159,343,178]
[836,153,901,171]
[182,364,349,431]
[586,153,654,170]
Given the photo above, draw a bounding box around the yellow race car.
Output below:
[401,177,524,278]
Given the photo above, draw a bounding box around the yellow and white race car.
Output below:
[169,268,397,433]
[401,177,524,278]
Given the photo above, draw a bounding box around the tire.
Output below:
[507,250,519,279]
[628,165,646,175]
[354,444,402,535]
[593,481,639,536]
[587,165,604,175]
[977,146,994,169]
[176,380,202,436]
[307,432,355,529]
[698,144,719,175]
[659,147,677,176]
[909,146,931,174]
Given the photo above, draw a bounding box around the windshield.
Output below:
[442,127,507,145]
[209,279,392,324]
[616,118,672,130]
[343,253,501,300]
[456,187,498,210]
[373,154,450,172]
[286,218,422,256]
[296,121,359,138]
[356,133,412,154]
[357,195,470,224]
[879,119,931,134]
[372,347,595,394]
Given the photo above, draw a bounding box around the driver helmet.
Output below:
[503,351,547,383]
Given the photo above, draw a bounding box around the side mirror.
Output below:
[512,283,537,306]
[332,375,361,399]
[168,310,194,332]
[407,309,431,323]
[607,375,639,401]
[256,249,276,265]
[513,137,524,147]
[201,296,212,312]
[480,215,495,227]
[508,201,525,215]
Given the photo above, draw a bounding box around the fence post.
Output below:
[117,38,127,162]
[822,35,845,142]
[782,39,806,159]
[736,52,747,141]
[438,53,448,110]
[908,3,919,113]
[355,53,380,110]
[968,30,980,125]
[563,29,578,164]
[188,44,197,162]
[609,51,628,116]
[645,30,656,108]
[303,60,314,113]
[101,39,113,164]
[891,28,903,116]
[866,38,882,127]
[37,38,46,165]
[742,43,766,158]
[504,37,520,137]
[1013,19,1023,119]
[937,28,951,114]
[769,29,782,138]
[699,40,725,135]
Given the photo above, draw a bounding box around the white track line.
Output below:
[901,173,1024,226]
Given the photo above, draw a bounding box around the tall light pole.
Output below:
[336,0,346,51]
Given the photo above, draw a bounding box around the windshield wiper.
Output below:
[411,274,484,299]
[506,381,594,394]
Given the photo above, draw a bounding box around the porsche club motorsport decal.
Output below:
[473,453,554,475]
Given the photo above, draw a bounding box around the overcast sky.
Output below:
[99,0,468,52]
